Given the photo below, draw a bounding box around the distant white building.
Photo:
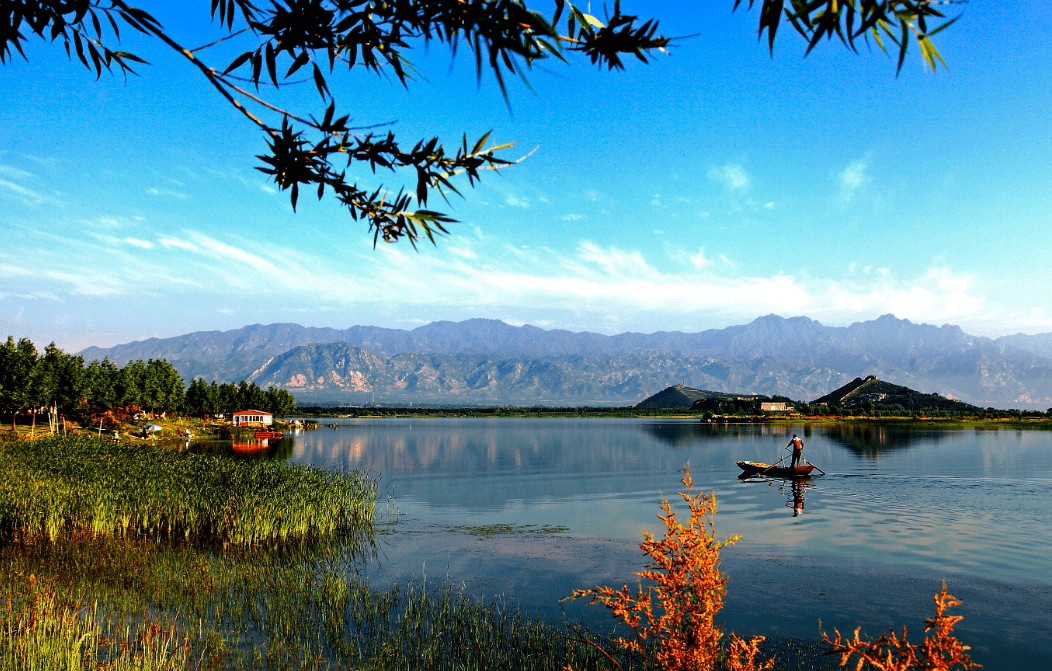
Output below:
[231,410,273,426]
[760,402,788,412]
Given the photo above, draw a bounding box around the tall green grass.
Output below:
[0,535,623,671]
[0,435,376,545]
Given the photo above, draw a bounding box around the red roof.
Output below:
[232,409,272,416]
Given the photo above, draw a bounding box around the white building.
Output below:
[231,409,273,426]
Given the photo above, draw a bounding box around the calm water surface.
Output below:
[285,419,1052,669]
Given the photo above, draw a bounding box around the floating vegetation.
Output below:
[0,434,376,545]
[445,523,571,538]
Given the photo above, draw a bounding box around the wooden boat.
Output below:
[254,430,284,439]
[736,460,815,478]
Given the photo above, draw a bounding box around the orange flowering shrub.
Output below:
[566,467,773,671]
[823,584,979,670]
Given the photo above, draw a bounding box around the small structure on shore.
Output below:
[231,409,273,427]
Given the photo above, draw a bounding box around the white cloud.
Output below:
[0,218,1009,341]
[0,165,34,180]
[159,237,199,252]
[446,243,478,260]
[0,178,42,200]
[708,163,749,191]
[838,157,870,204]
[93,216,124,229]
[146,187,188,199]
[561,214,586,222]
[689,247,711,269]
[821,265,983,325]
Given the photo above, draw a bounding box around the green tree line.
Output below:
[0,337,296,429]
[185,378,296,419]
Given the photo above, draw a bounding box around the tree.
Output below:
[26,346,55,435]
[186,378,215,417]
[737,0,961,73]
[237,380,268,412]
[0,337,38,430]
[117,359,147,410]
[84,357,121,412]
[1,1,959,246]
[217,381,239,415]
[265,386,296,418]
[33,343,86,433]
[141,359,185,414]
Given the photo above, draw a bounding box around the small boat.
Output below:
[736,460,815,478]
[254,430,284,439]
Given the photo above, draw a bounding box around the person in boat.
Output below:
[786,434,804,468]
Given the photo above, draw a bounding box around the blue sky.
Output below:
[2,1,1052,351]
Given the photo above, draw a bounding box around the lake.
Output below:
[280,418,1052,670]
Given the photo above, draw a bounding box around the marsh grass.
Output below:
[0,435,375,545]
[0,533,624,671]
[0,434,622,670]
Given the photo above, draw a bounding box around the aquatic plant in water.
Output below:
[0,534,622,671]
[0,434,376,545]
[566,467,773,671]
[823,584,979,670]
[0,574,191,670]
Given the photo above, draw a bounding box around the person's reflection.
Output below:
[787,479,809,517]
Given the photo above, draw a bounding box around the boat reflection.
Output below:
[736,473,814,517]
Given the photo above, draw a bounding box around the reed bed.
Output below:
[0,435,376,545]
[0,535,623,671]
[0,575,191,671]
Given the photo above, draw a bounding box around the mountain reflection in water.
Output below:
[814,422,960,457]
[281,417,1052,671]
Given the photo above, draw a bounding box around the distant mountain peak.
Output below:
[70,315,1052,409]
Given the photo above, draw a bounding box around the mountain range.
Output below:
[76,315,1052,408]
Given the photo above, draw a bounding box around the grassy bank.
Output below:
[0,434,376,545]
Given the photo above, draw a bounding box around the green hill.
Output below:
[635,385,794,412]
[634,385,742,409]
[811,376,978,414]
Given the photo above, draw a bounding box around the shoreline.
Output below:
[294,412,1052,431]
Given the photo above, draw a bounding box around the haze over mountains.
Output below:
[77,315,1052,409]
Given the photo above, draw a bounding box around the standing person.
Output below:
[786,434,804,468]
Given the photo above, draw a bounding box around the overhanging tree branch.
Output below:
[2,1,962,246]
